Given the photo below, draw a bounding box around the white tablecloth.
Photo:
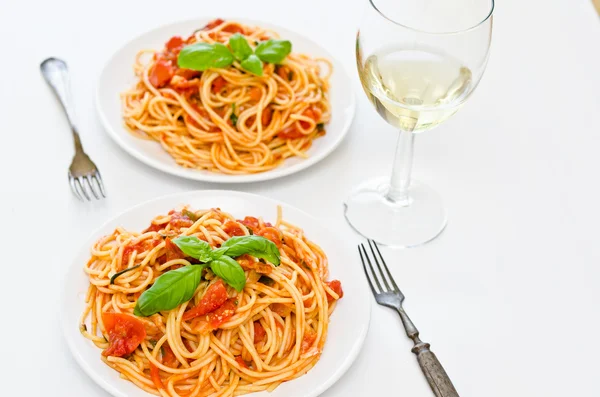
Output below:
[1,0,599,395]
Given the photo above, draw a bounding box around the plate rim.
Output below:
[95,18,356,183]
[61,189,371,397]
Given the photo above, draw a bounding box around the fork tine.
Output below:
[358,245,378,296]
[367,240,392,292]
[360,243,383,293]
[84,176,100,200]
[371,240,400,292]
[69,175,83,201]
[74,178,91,201]
[92,172,106,198]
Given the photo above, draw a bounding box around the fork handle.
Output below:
[412,342,459,397]
[40,58,82,150]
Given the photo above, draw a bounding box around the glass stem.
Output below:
[386,129,415,205]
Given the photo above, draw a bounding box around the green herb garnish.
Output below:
[178,42,234,71]
[182,209,199,221]
[134,265,205,317]
[230,103,238,126]
[229,33,253,61]
[110,264,142,285]
[255,39,292,64]
[177,35,291,76]
[133,235,280,317]
[258,275,274,286]
[240,54,263,76]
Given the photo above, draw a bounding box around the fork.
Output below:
[40,58,106,201]
[359,240,459,397]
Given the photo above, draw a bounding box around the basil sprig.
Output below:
[133,234,280,317]
[177,34,292,77]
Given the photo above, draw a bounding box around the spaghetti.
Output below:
[121,19,332,174]
[80,206,343,397]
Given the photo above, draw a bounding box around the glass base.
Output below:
[343,177,446,248]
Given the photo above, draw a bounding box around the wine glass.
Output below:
[345,0,494,247]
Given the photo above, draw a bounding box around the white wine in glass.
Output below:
[345,0,494,247]
[358,49,472,132]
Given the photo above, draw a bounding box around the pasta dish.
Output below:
[80,206,343,396]
[122,19,332,174]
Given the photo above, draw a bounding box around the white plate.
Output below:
[62,190,371,397]
[96,19,356,183]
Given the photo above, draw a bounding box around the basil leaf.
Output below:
[240,54,263,76]
[214,235,280,266]
[172,236,213,262]
[134,265,204,316]
[229,33,253,61]
[178,43,234,71]
[209,255,246,292]
[255,39,292,64]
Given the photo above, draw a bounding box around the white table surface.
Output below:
[1,0,600,395]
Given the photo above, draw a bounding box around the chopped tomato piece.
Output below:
[183,338,195,353]
[101,312,146,357]
[222,24,244,34]
[165,36,184,51]
[254,321,266,343]
[150,362,163,390]
[222,220,245,236]
[161,344,178,367]
[239,216,260,233]
[261,107,273,126]
[182,280,228,321]
[122,245,135,265]
[257,227,283,247]
[303,297,312,308]
[270,303,292,317]
[244,115,256,129]
[149,59,174,88]
[144,222,164,233]
[325,280,344,301]
[278,125,304,139]
[238,254,273,274]
[191,299,237,334]
[122,238,161,265]
[162,238,187,262]
[235,356,249,368]
[276,65,291,80]
[176,68,201,80]
[300,107,319,129]
[169,211,194,229]
[203,19,224,30]
[301,327,317,354]
[189,102,210,119]
[212,76,227,93]
[248,87,262,102]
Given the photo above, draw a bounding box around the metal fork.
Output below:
[359,240,459,397]
[40,58,106,201]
